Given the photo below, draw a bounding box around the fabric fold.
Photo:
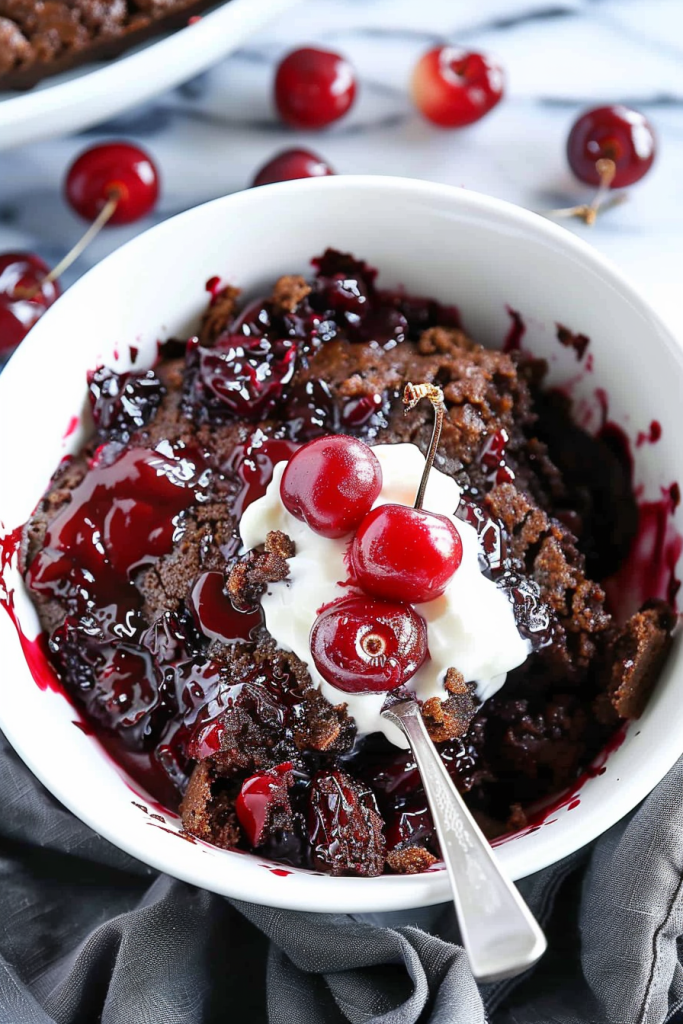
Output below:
[2,730,683,1024]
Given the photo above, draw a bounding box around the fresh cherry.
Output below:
[0,252,60,356]
[252,148,335,187]
[566,105,656,188]
[351,503,463,604]
[310,595,427,694]
[280,435,382,538]
[349,381,463,603]
[65,142,160,224]
[274,47,356,130]
[410,47,504,128]
[235,761,294,847]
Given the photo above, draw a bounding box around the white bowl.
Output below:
[0,176,681,913]
[0,0,300,151]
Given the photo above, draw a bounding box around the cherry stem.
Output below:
[403,382,446,510]
[545,158,625,226]
[584,157,617,225]
[14,190,120,300]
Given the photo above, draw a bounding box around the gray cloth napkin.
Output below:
[1,729,683,1024]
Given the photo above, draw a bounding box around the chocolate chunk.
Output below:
[387,847,438,874]
[199,285,241,347]
[226,547,291,612]
[607,601,676,719]
[271,274,311,314]
[180,761,242,848]
[422,670,478,743]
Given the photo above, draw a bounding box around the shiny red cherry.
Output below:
[235,762,294,847]
[566,105,656,188]
[280,435,382,538]
[351,503,463,604]
[252,148,335,187]
[65,142,160,224]
[411,47,504,128]
[310,595,427,693]
[0,252,60,356]
[275,46,356,129]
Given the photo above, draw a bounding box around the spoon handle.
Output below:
[382,699,547,983]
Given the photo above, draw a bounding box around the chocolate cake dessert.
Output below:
[20,250,675,877]
[0,0,219,91]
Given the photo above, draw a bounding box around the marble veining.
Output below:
[0,0,682,340]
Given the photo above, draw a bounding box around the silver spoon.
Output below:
[381,697,547,983]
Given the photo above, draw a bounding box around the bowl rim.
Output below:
[0,0,301,151]
[1,173,682,913]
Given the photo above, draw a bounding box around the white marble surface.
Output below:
[1,0,683,341]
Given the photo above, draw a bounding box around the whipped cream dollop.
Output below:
[240,443,529,748]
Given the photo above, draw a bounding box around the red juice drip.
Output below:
[604,487,683,618]
[235,762,293,846]
[62,415,79,441]
[205,276,223,303]
[590,389,680,617]
[1,526,64,694]
[636,420,662,448]
[502,307,525,353]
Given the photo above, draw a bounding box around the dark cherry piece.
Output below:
[235,762,294,847]
[411,47,504,128]
[88,366,166,443]
[0,253,60,356]
[310,595,428,694]
[252,149,335,187]
[280,435,382,538]
[566,105,656,188]
[308,769,386,876]
[274,47,356,130]
[351,383,462,603]
[198,333,297,420]
[65,142,160,224]
[26,444,205,629]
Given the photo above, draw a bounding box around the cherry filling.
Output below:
[27,444,207,632]
[235,762,295,847]
[19,249,660,880]
[199,334,297,419]
[88,366,166,443]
